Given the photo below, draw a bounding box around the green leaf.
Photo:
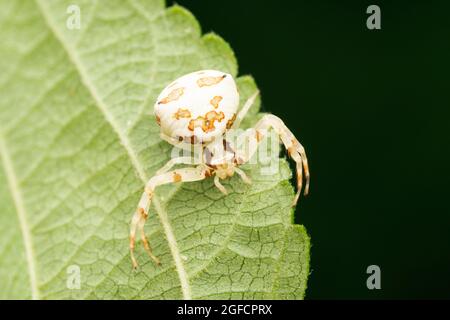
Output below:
[0,0,310,299]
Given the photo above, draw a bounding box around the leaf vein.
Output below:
[0,134,40,299]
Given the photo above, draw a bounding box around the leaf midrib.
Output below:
[34,0,192,299]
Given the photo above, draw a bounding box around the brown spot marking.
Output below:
[138,207,148,219]
[188,111,225,133]
[158,87,184,104]
[173,108,192,120]
[256,130,263,142]
[226,113,236,129]
[287,145,296,156]
[190,135,199,144]
[173,172,182,182]
[234,156,244,165]
[204,167,213,178]
[155,115,161,126]
[188,118,204,131]
[223,139,235,154]
[197,75,226,87]
[145,187,153,198]
[210,96,223,109]
[288,139,298,155]
[176,135,200,144]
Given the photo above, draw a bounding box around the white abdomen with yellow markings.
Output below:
[154,69,239,145]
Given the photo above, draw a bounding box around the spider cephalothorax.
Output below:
[129,70,310,268]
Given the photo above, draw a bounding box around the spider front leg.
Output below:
[130,165,209,269]
[214,175,228,195]
[234,167,252,184]
[156,156,201,175]
[238,114,310,206]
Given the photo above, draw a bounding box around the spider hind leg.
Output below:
[129,165,208,268]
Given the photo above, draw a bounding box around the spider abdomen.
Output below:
[154,70,239,145]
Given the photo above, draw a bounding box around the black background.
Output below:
[172,0,450,299]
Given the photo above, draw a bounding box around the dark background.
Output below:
[172,0,450,299]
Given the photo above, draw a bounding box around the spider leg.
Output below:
[237,114,310,206]
[214,175,228,195]
[234,167,252,184]
[130,165,208,268]
[156,156,201,175]
[130,207,144,269]
[138,214,160,265]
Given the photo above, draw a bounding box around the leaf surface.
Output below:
[0,0,310,299]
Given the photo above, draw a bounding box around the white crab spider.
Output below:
[129,69,310,268]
